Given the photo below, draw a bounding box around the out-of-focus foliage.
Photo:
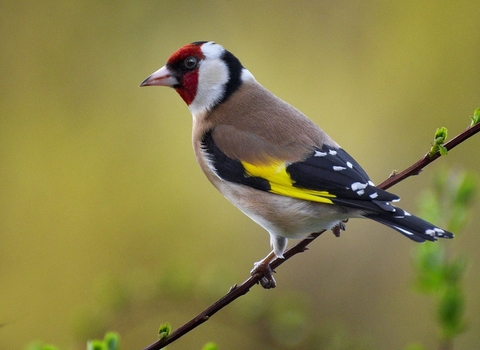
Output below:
[27,344,61,350]
[201,342,218,350]
[28,331,219,350]
[27,332,119,350]
[409,169,477,349]
[87,332,119,350]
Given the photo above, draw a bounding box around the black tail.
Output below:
[364,206,454,242]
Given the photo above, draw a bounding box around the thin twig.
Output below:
[378,122,480,190]
[143,121,480,350]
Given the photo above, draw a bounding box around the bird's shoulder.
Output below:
[202,79,336,163]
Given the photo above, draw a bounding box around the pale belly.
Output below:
[216,181,362,239]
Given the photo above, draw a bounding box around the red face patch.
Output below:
[167,43,206,105]
[167,43,205,65]
[174,71,198,105]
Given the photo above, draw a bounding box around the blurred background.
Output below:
[1,1,479,349]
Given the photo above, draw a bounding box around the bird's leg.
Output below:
[250,250,278,289]
[332,219,349,237]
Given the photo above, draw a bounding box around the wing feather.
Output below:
[201,128,400,213]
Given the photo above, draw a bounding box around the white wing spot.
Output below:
[314,150,327,157]
[403,210,411,216]
[356,190,365,196]
[369,192,379,199]
[368,181,375,186]
[433,228,445,236]
[328,150,337,155]
[346,161,353,168]
[333,166,346,171]
[425,229,436,236]
[351,182,367,191]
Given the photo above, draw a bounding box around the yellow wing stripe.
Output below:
[241,161,335,204]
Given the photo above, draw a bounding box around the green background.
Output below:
[1,1,479,349]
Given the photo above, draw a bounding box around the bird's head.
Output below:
[140,41,255,116]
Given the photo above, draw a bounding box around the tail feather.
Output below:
[364,206,454,242]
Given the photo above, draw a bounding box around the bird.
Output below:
[140,41,454,288]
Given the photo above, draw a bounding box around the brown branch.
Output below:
[143,121,480,350]
[378,122,480,190]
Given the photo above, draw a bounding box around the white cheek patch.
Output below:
[189,59,229,116]
[188,42,231,116]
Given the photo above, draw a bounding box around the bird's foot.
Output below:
[251,261,277,289]
[251,251,278,289]
[332,219,348,237]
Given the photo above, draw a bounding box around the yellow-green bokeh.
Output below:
[1,1,479,349]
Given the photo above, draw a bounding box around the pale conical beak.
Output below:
[140,65,179,87]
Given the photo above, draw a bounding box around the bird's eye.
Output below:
[184,56,198,69]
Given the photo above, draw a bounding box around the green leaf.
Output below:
[435,126,448,143]
[470,108,480,126]
[428,127,448,157]
[87,340,104,350]
[158,322,172,340]
[87,332,120,350]
[438,145,448,156]
[103,332,120,350]
[201,342,219,350]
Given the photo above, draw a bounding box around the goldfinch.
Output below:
[140,41,453,288]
